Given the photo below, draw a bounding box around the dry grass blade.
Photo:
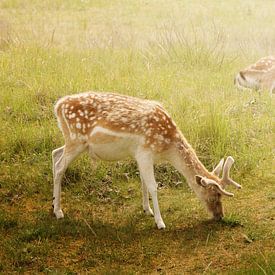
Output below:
[82,218,97,237]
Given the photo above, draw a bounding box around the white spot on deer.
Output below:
[157,135,164,141]
[70,133,76,140]
[146,129,152,136]
[76,123,82,129]
[152,115,158,121]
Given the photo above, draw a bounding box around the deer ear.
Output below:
[195,175,207,187]
[239,71,246,80]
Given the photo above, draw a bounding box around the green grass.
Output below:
[0,0,274,273]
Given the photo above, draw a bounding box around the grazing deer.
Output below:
[52,92,241,229]
[235,56,275,96]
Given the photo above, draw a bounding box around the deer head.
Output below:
[235,56,275,93]
[195,156,241,220]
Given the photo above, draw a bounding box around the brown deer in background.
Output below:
[235,56,275,96]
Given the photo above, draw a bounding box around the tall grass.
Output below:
[1,32,273,190]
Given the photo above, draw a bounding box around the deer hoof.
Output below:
[144,208,154,216]
[54,209,64,219]
[156,220,166,229]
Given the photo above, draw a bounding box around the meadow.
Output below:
[0,0,274,273]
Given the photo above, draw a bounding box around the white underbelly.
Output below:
[88,126,143,161]
[89,140,134,161]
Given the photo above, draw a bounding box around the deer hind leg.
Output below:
[136,151,165,229]
[52,143,86,219]
[140,176,154,216]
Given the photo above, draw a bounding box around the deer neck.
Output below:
[168,137,218,194]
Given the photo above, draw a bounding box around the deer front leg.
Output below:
[140,176,154,216]
[136,151,165,229]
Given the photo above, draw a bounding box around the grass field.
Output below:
[0,0,274,273]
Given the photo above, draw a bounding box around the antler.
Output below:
[206,181,234,197]
[221,156,242,189]
[212,158,224,176]
[210,182,234,197]
[196,175,234,197]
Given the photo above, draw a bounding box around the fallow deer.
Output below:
[52,92,241,229]
[235,56,275,95]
